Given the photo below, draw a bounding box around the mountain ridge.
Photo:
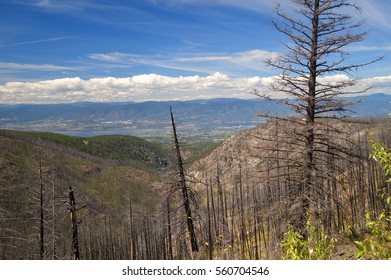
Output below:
[0,93,390,133]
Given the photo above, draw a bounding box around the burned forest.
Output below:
[1,0,391,260]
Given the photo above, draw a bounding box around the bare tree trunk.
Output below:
[206,177,213,260]
[170,106,198,253]
[297,0,320,237]
[165,197,173,260]
[68,186,80,260]
[39,160,45,260]
[51,172,56,259]
[128,186,137,260]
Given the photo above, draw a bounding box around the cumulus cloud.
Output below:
[1,73,390,105]
[318,74,352,85]
[0,73,272,104]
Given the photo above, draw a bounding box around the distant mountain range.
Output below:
[0,93,390,133]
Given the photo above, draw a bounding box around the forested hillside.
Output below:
[1,130,171,170]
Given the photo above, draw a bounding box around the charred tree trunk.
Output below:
[205,172,214,260]
[165,197,174,260]
[39,160,45,260]
[51,172,57,260]
[298,0,320,238]
[68,186,80,260]
[128,186,137,260]
[170,106,198,253]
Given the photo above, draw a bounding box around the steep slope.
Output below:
[187,118,391,259]
[0,131,162,259]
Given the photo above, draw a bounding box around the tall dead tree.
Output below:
[255,0,381,236]
[128,186,137,260]
[170,106,199,253]
[68,186,80,260]
[39,160,45,260]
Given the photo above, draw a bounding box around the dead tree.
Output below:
[170,106,199,253]
[68,186,80,260]
[39,160,45,260]
[255,0,382,236]
[128,186,137,260]
[165,197,174,260]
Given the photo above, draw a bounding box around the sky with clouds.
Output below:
[0,0,391,104]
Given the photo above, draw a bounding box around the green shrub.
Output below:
[354,139,391,259]
[281,218,336,260]
[354,210,391,259]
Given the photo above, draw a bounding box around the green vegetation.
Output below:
[281,218,336,260]
[354,210,391,259]
[1,130,170,169]
[0,131,161,259]
[140,126,243,165]
[370,139,391,186]
[354,139,391,259]
[279,127,391,260]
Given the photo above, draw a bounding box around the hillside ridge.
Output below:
[1,94,390,132]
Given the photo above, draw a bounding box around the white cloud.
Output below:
[318,74,352,85]
[359,0,391,30]
[0,36,72,48]
[0,73,272,104]
[359,75,391,92]
[1,73,390,105]
[348,45,391,52]
[148,0,293,14]
[175,49,277,64]
[27,0,91,12]
[89,49,280,76]
[0,62,78,71]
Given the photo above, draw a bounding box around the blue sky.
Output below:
[1,0,391,104]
